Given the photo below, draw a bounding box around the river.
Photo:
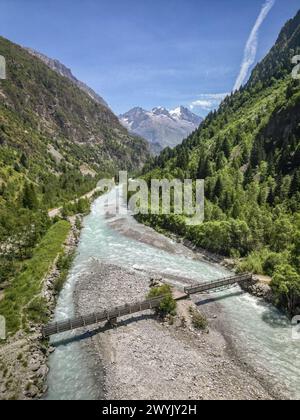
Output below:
[46,188,300,400]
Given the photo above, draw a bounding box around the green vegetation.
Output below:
[26,297,49,324]
[54,251,75,294]
[0,35,149,339]
[189,306,208,331]
[237,248,290,276]
[61,198,90,217]
[0,35,149,178]
[271,265,300,317]
[140,11,300,317]
[0,220,70,335]
[147,284,177,317]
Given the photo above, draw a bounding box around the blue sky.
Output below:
[0,0,299,116]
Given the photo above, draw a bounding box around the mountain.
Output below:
[140,10,300,316]
[0,36,149,178]
[26,48,109,108]
[0,34,151,343]
[0,35,150,292]
[119,106,202,152]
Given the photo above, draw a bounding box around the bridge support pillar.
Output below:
[107,317,118,328]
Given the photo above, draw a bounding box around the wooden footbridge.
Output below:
[42,295,166,338]
[184,273,252,295]
[42,273,252,338]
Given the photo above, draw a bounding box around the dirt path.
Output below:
[48,187,99,218]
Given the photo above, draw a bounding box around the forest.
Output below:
[0,29,152,336]
[138,11,300,316]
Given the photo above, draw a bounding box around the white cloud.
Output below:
[198,93,230,100]
[190,100,213,110]
[190,93,229,111]
[233,0,275,91]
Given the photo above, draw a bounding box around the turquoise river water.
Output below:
[46,188,300,400]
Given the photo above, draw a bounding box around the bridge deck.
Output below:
[42,273,252,338]
[42,295,165,338]
[184,273,252,295]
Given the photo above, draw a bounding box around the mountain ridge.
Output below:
[0,36,149,176]
[26,47,109,109]
[119,105,202,152]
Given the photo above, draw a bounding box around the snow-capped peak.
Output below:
[152,106,170,117]
[170,106,202,125]
[170,106,181,116]
[119,105,202,151]
[169,106,183,119]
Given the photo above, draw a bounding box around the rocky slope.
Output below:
[26,48,109,109]
[120,106,202,152]
[0,36,150,178]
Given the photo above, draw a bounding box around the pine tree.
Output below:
[222,191,233,212]
[223,138,231,159]
[203,160,213,178]
[290,170,300,197]
[267,186,275,206]
[214,176,223,198]
[176,149,189,170]
[197,158,213,179]
[243,163,253,187]
[22,183,39,210]
[216,152,227,171]
[20,153,28,169]
[251,139,266,167]
[232,201,241,219]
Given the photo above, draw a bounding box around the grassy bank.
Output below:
[0,220,71,336]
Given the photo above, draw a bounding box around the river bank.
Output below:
[45,189,299,400]
[74,261,281,400]
[0,185,103,400]
[109,213,274,303]
[0,216,81,400]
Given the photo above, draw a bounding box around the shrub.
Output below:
[188,219,252,257]
[75,216,82,230]
[271,264,300,317]
[238,248,289,276]
[263,252,288,276]
[189,306,208,330]
[238,249,268,274]
[26,297,48,324]
[147,284,177,317]
[54,252,75,293]
[62,198,90,217]
[0,258,17,285]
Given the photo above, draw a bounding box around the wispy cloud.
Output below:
[233,0,275,91]
[190,93,229,111]
[190,100,213,110]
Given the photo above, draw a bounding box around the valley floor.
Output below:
[74,262,280,400]
[72,213,288,400]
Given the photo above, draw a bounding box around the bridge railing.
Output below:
[184,273,252,295]
[42,295,166,338]
[42,273,253,338]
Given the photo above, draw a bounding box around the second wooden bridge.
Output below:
[184,273,252,295]
[42,273,252,338]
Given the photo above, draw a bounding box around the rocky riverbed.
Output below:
[74,261,282,400]
[108,214,274,303]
